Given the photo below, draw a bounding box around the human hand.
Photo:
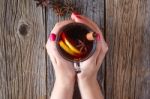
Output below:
[46,20,78,99]
[46,20,76,85]
[71,13,108,99]
[71,13,108,80]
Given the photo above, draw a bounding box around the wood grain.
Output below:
[105,0,150,99]
[46,0,104,98]
[0,0,46,99]
[1,0,150,99]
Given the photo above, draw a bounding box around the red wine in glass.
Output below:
[56,23,96,72]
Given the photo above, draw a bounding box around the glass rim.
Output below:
[56,23,97,62]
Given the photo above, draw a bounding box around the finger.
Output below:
[46,42,57,68]
[46,39,63,60]
[46,39,55,56]
[47,20,75,60]
[71,13,100,32]
[71,14,96,31]
[46,39,68,69]
[80,38,102,66]
[90,39,102,61]
[51,20,74,34]
[46,39,74,71]
[71,13,95,26]
[71,13,105,42]
[49,53,57,66]
[97,40,108,66]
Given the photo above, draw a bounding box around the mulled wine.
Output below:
[56,23,96,62]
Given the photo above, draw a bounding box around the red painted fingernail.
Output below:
[72,12,82,19]
[76,15,82,19]
[49,33,56,41]
[96,33,101,41]
[73,11,80,15]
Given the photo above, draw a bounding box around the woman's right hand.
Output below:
[71,13,108,99]
[71,13,108,80]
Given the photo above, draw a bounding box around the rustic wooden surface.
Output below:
[0,0,150,99]
[105,0,150,99]
[0,0,46,99]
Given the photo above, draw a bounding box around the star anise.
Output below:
[54,8,65,16]
[34,0,79,16]
[34,0,50,7]
[76,40,87,53]
[63,0,75,14]
[51,2,65,16]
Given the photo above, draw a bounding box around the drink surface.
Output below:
[56,23,96,62]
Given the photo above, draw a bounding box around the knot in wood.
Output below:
[18,23,29,36]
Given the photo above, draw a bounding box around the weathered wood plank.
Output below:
[0,0,46,99]
[105,0,150,99]
[46,0,104,98]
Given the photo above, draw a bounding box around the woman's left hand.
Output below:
[46,20,76,99]
[46,20,76,85]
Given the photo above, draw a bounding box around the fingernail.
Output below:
[76,15,82,19]
[72,12,82,19]
[96,33,101,41]
[49,33,56,41]
[72,11,80,15]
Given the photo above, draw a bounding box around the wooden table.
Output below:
[0,0,150,99]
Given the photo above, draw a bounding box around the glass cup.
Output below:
[56,23,97,72]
